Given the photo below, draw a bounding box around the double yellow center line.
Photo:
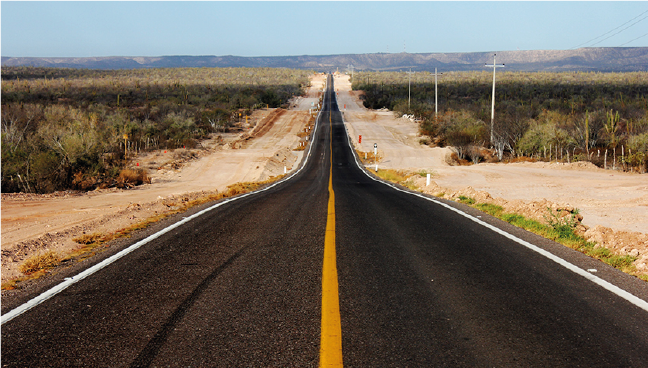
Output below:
[319,112,343,367]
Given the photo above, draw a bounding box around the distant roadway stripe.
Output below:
[319,112,343,367]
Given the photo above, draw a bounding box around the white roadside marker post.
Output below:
[374,143,378,171]
[427,173,431,186]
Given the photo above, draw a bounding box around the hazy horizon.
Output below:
[3,46,647,60]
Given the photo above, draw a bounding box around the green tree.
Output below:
[603,110,621,150]
[516,122,574,157]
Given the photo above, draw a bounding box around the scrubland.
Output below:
[353,70,648,171]
[1,66,312,193]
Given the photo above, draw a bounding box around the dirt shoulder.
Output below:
[334,73,648,275]
[0,74,326,283]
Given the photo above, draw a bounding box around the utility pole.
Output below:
[347,64,354,81]
[485,54,505,145]
[431,68,443,119]
[406,68,414,111]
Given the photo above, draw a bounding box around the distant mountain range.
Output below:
[2,47,648,72]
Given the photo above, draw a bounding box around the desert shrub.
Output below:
[628,132,648,153]
[467,145,483,164]
[30,150,66,192]
[445,131,473,160]
[1,66,312,193]
[261,90,282,107]
[73,232,104,245]
[374,169,418,190]
[352,70,648,166]
[419,119,437,138]
[162,111,198,148]
[117,168,151,186]
[516,122,575,158]
[19,251,61,275]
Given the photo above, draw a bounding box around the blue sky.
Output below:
[2,1,647,58]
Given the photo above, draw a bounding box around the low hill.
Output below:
[2,47,647,72]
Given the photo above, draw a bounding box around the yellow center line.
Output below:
[319,111,343,367]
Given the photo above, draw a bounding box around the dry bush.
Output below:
[19,251,60,275]
[73,232,104,245]
[117,168,151,187]
[72,172,98,191]
[355,149,382,164]
[446,152,471,166]
[375,169,419,190]
[225,182,255,196]
[173,149,198,160]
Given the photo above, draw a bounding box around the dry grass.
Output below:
[1,279,21,290]
[72,232,104,245]
[19,251,61,275]
[374,169,418,191]
[1,271,50,290]
[355,149,382,165]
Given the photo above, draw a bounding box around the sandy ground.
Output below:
[334,73,648,273]
[0,74,325,282]
[2,72,648,283]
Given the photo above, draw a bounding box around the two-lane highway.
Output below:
[2,74,648,367]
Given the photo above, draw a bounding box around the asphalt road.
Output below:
[2,74,648,367]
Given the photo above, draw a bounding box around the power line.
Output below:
[589,15,648,47]
[571,9,648,49]
[619,31,648,47]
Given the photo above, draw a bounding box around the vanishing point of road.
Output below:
[2,74,648,367]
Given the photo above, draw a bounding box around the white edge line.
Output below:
[1,79,328,325]
[339,103,648,314]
